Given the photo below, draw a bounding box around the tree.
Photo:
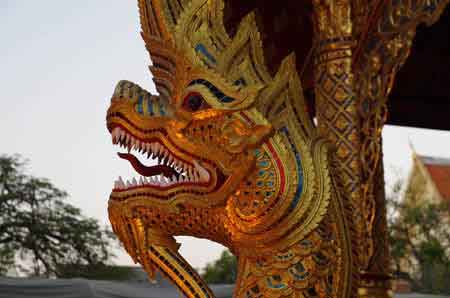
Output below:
[202,250,237,284]
[0,154,116,277]
[387,180,450,294]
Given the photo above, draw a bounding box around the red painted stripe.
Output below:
[239,111,254,125]
[265,141,285,194]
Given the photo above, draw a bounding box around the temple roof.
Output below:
[418,155,450,200]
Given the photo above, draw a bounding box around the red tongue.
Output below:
[118,153,179,178]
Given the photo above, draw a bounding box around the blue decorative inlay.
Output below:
[188,79,236,103]
[159,101,166,116]
[289,263,310,281]
[259,161,269,167]
[147,97,154,116]
[137,95,144,114]
[280,127,304,212]
[266,276,286,289]
[195,43,217,64]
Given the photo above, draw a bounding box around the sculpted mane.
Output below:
[104,0,449,297]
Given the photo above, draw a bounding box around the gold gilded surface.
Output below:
[105,0,450,298]
[107,1,351,297]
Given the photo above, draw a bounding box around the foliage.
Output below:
[387,180,450,294]
[0,154,116,277]
[57,264,136,280]
[202,250,237,284]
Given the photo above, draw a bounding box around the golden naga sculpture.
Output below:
[105,1,449,297]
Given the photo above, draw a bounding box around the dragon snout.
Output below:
[111,80,173,118]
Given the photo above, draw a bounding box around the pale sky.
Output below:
[2,1,450,270]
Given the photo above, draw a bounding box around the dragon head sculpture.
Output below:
[106,1,352,298]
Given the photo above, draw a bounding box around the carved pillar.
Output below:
[355,1,450,297]
[311,1,362,296]
[358,155,392,298]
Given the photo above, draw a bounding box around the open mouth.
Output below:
[110,126,211,192]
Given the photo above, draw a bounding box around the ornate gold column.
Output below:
[311,1,362,297]
[313,0,450,297]
[355,1,450,297]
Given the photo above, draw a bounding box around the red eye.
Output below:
[183,93,208,112]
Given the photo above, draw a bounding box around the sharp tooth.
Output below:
[112,128,119,144]
[145,143,151,155]
[155,143,161,155]
[173,160,180,168]
[162,149,168,159]
[119,130,125,142]
[126,180,133,188]
[193,172,199,182]
[114,129,120,142]
[149,143,155,156]
[139,177,145,185]
[193,160,209,182]
[171,175,177,184]
[132,177,138,186]
[118,176,125,187]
